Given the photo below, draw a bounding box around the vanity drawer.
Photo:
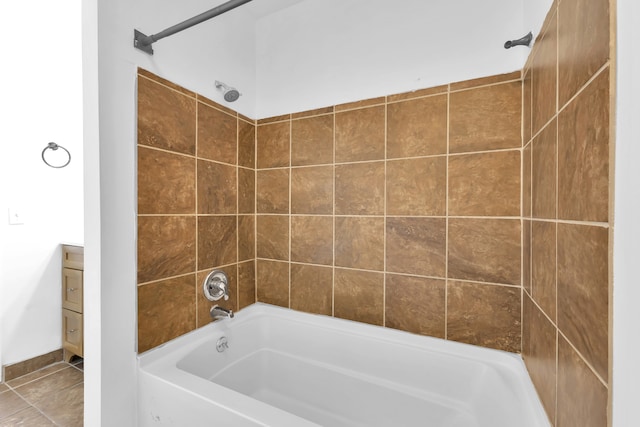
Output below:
[62,245,84,270]
[62,310,82,357]
[62,309,83,357]
[62,268,83,312]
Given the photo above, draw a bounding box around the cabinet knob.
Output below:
[67,288,77,292]
[68,329,78,333]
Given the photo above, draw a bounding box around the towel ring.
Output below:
[42,142,71,168]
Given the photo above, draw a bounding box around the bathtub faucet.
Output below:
[210,305,234,320]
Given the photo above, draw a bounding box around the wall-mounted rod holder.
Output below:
[504,32,533,49]
[134,0,254,55]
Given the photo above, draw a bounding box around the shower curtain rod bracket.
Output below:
[504,32,533,49]
[133,0,254,55]
[134,30,155,55]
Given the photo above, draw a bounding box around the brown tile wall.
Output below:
[521,0,612,424]
[136,69,256,353]
[255,71,523,353]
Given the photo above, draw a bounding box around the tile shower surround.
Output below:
[254,74,524,354]
[522,0,612,425]
[137,68,525,355]
[137,0,614,417]
[137,68,257,353]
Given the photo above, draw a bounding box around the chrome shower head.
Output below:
[215,80,241,102]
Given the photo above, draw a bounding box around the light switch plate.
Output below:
[8,207,24,225]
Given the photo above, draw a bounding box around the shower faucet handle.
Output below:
[203,270,230,301]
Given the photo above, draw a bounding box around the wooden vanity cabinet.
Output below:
[62,245,84,362]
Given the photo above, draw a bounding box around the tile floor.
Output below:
[0,359,83,426]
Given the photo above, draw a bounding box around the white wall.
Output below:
[255,0,527,118]
[82,0,101,423]
[0,1,84,374]
[613,0,640,425]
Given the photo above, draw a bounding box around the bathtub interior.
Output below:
[206,347,479,427]
[164,304,548,427]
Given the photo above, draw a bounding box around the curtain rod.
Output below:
[134,0,254,55]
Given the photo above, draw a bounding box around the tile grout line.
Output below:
[254,121,258,304]
[4,390,58,426]
[382,97,388,328]
[3,363,74,390]
[251,145,526,170]
[528,217,610,228]
[520,68,526,354]
[444,84,450,340]
[523,58,531,356]
[138,263,240,287]
[238,213,538,221]
[288,117,293,309]
[558,328,609,390]
[235,115,240,313]
[526,282,609,390]
[258,258,521,286]
[530,61,610,146]
[332,108,336,318]
[195,97,200,329]
[554,8,560,419]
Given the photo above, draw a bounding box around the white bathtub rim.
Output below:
[139,302,522,369]
[138,303,550,426]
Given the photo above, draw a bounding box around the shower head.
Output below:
[215,80,241,102]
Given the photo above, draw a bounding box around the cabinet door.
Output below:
[62,268,83,312]
[62,309,83,357]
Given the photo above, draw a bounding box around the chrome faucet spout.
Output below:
[210,305,234,320]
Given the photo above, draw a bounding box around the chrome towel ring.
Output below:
[42,142,71,168]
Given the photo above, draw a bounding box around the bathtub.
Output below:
[138,303,550,427]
